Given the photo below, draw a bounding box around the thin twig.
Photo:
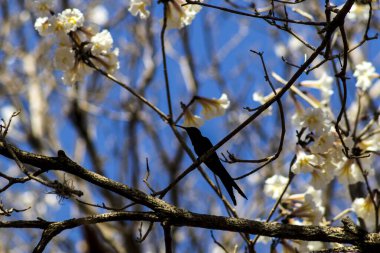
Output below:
[161,2,173,120]
[184,1,327,26]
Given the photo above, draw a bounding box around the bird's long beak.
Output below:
[175,124,186,130]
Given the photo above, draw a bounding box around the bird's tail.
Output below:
[220,174,247,205]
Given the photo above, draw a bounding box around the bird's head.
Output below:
[175,125,202,138]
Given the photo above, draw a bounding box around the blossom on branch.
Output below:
[353,61,379,91]
[309,129,336,154]
[90,30,114,56]
[309,166,335,189]
[166,0,202,29]
[294,189,325,225]
[292,151,318,174]
[34,8,84,36]
[58,8,84,33]
[127,0,202,29]
[183,109,204,128]
[284,187,325,226]
[33,3,120,85]
[352,196,379,231]
[129,0,151,19]
[295,107,330,134]
[198,93,230,120]
[34,17,51,36]
[335,158,372,185]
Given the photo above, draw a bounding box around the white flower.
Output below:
[304,190,325,225]
[309,166,334,189]
[264,175,289,199]
[87,29,119,73]
[305,187,323,209]
[61,62,92,85]
[46,15,65,34]
[297,107,329,134]
[54,46,75,71]
[352,196,378,231]
[91,30,113,56]
[183,109,204,128]
[291,187,325,225]
[352,197,374,220]
[178,1,202,26]
[198,93,230,120]
[353,61,378,91]
[358,135,380,152]
[128,0,151,19]
[57,8,84,33]
[310,129,336,154]
[92,48,120,74]
[31,0,55,16]
[34,16,52,36]
[320,159,337,176]
[292,151,318,174]
[105,48,120,73]
[335,159,368,185]
[166,0,202,29]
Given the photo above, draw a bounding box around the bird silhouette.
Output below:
[179,126,247,205]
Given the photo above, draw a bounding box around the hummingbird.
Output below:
[178,126,247,205]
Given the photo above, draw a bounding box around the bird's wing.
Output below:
[192,136,213,156]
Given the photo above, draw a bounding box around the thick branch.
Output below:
[0,141,180,215]
[1,211,380,253]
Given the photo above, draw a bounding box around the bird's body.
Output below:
[182,127,247,205]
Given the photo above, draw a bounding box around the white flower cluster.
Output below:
[128,0,203,29]
[268,67,380,233]
[269,186,326,251]
[182,93,230,128]
[291,107,375,189]
[353,61,379,91]
[281,187,326,226]
[264,178,326,226]
[33,0,119,85]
